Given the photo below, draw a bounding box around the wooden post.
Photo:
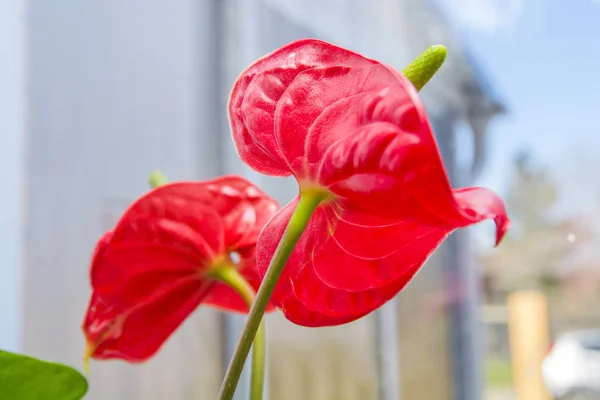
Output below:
[507,290,552,400]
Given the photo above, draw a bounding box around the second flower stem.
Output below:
[210,267,265,400]
[217,190,327,400]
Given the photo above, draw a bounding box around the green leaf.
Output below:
[0,350,88,400]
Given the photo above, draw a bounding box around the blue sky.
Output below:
[439,0,600,215]
[1,0,599,351]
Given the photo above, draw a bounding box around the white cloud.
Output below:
[435,0,538,34]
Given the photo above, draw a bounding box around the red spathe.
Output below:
[229,39,510,327]
[83,176,278,362]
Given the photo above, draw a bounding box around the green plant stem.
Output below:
[402,44,447,91]
[217,190,328,400]
[209,267,265,400]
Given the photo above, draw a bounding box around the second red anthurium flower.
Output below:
[229,39,510,327]
[82,176,278,362]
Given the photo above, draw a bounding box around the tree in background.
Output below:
[481,151,594,304]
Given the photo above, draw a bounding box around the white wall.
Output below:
[0,0,25,353]
[22,1,223,398]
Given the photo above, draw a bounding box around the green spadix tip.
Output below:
[148,171,168,188]
[402,44,447,92]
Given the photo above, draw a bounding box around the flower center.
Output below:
[298,182,337,205]
[206,252,238,278]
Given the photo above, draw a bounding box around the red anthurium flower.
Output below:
[82,176,278,362]
[229,39,510,327]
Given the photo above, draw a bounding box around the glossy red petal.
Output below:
[256,197,445,317]
[90,195,224,295]
[256,211,366,327]
[453,187,511,245]
[209,176,279,250]
[229,39,402,178]
[290,258,420,321]
[257,228,365,327]
[317,122,505,232]
[305,85,425,174]
[143,176,278,251]
[313,126,509,291]
[256,204,433,325]
[85,201,222,361]
[90,233,213,303]
[85,278,213,362]
[229,72,292,176]
[320,206,429,259]
[274,66,400,175]
[309,211,450,291]
[236,67,301,175]
[108,183,227,259]
[260,201,448,290]
[276,289,369,327]
[84,177,278,360]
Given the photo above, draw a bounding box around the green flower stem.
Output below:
[402,44,447,91]
[217,189,329,400]
[209,267,265,400]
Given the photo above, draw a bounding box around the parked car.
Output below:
[543,329,600,399]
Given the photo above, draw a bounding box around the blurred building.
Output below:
[21,0,503,399]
